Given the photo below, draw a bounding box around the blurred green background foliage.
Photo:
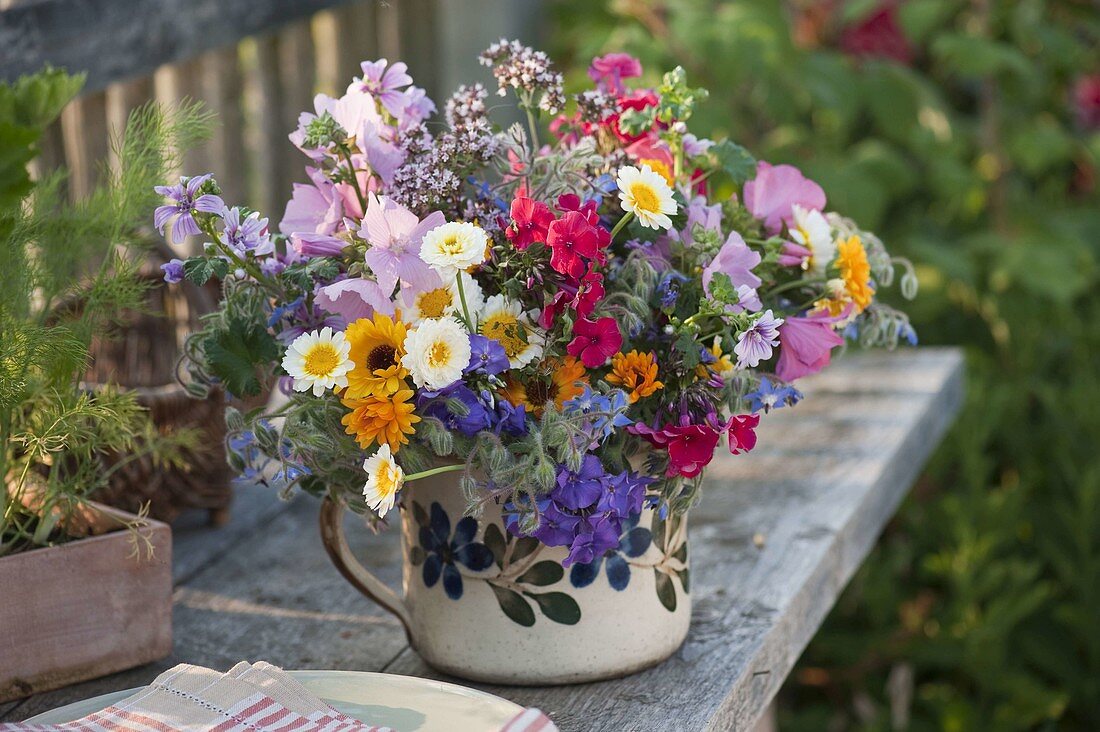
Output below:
[551,0,1100,728]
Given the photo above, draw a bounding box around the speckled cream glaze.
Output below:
[399,470,691,685]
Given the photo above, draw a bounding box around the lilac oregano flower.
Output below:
[154,174,224,244]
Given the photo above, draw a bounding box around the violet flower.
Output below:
[734,309,784,368]
[360,193,445,294]
[357,59,414,117]
[702,231,763,312]
[154,174,224,244]
[160,258,185,284]
[219,207,273,257]
[742,161,826,236]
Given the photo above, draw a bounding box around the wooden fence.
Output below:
[0,0,542,220]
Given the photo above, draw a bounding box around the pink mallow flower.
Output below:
[702,232,763,312]
[775,311,847,382]
[356,59,414,117]
[281,167,343,237]
[315,277,395,323]
[588,53,643,95]
[743,161,826,236]
[734,309,783,368]
[360,193,445,294]
[567,317,622,368]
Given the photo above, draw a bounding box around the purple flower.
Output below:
[735,309,784,368]
[702,231,763,312]
[291,231,346,259]
[160,258,185,284]
[564,518,621,567]
[743,161,826,236]
[671,195,722,247]
[281,167,343,237]
[361,193,446,294]
[314,277,395,323]
[219,207,273,257]
[419,383,493,436]
[154,174,224,244]
[464,334,509,376]
[357,59,414,117]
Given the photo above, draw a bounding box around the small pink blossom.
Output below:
[743,161,826,235]
[314,277,395,323]
[775,311,847,382]
[588,53,643,95]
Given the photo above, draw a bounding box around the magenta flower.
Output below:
[702,231,763,310]
[727,414,760,455]
[280,167,343,237]
[360,194,445,294]
[567,316,622,368]
[734,309,783,368]
[506,196,554,250]
[154,174,224,244]
[547,210,600,279]
[588,53,643,95]
[743,162,826,235]
[315,277,395,323]
[1074,74,1100,130]
[357,59,414,117]
[629,420,721,478]
[775,312,846,382]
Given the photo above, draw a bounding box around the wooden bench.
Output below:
[0,348,965,730]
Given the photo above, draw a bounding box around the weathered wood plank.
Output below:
[379,348,965,731]
[0,0,359,94]
[60,90,108,200]
[201,45,247,206]
[252,31,289,221]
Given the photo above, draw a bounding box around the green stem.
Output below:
[455,272,474,331]
[524,105,540,151]
[338,144,368,214]
[767,277,825,299]
[609,211,634,242]
[404,463,466,483]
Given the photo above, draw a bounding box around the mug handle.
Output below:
[319,496,414,644]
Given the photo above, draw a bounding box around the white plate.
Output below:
[25,670,525,732]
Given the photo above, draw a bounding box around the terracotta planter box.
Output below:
[0,504,172,702]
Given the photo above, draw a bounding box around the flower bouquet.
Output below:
[159,43,916,683]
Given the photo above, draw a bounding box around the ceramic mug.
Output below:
[319,468,691,685]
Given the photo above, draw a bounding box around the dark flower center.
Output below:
[368,345,397,371]
[525,378,558,406]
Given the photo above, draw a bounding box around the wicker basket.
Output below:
[81,270,233,526]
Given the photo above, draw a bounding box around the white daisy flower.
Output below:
[362,443,404,516]
[616,164,677,230]
[419,221,488,275]
[282,327,354,396]
[789,204,835,277]
[400,316,472,390]
[400,271,484,325]
[478,294,544,369]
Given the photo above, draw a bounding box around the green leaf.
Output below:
[710,139,757,185]
[517,560,564,586]
[678,567,691,593]
[510,536,541,564]
[483,523,507,569]
[183,257,214,286]
[672,542,688,563]
[527,591,581,625]
[412,501,429,528]
[655,569,677,612]
[409,545,426,566]
[651,512,667,552]
[490,584,535,627]
[202,316,279,397]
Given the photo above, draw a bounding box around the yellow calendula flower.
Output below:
[341,387,421,452]
[501,356,588,417]
[836,235,874,313]
[345,313,409,399]
[361,444,404,517]
[607,350,664,403]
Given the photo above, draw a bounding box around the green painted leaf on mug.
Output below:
[651,513,667,551]
[678,567,691,594]
[527,591,581,625]
[517,560,564,587]
[510,536,541,564]
[409,545,426,567]
[412,501,429,528]
[673,542,688,563]
[490,584,535,627]
[655,569,677,612]
[483,523,507,570]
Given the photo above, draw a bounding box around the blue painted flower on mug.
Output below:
[418,501,494,599]
[568,513,653,591]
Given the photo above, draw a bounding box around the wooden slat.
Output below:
[376,0,401,60]
[201,45,247,206]
[397,0,438,101]
[315,1,377,97]
[60,90,108,200]
[28,118,66,188]
[0,0,359,94]
[106,75,155,172]
[252,31,287,220]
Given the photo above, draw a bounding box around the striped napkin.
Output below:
[0,663,556,732]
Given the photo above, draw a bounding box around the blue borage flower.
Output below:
[569,513,652,591]
[562,386,633,448]
[745,377,802,414]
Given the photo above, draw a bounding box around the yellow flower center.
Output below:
[428,340,451,367]
[416,287,454,319]
[303,343,341,377]
[629,181,661,214]
[438,234,465,255]
[375,463,398,496]
[481,314,526,359]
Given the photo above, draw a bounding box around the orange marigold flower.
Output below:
[836,235,874,313]
[501,356,588,417]
[341,387,420,452]
[607,350,664,403]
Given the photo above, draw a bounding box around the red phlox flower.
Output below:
[506,196,554,250]
[574,268,604,319]
[727,414,760,455]
[567,316,622,368]
[628,420,721,478]
[547,210,600,279]
[610,89,663,143]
